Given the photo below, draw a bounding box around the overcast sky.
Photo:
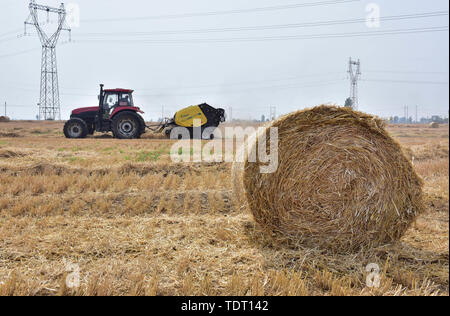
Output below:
[0,0,448,120]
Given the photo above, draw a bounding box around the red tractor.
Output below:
[64,84,146,139]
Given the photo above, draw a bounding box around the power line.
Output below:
[2,79,346,98]
[75,11,450,38]
[81,0,360,23]
[0,33,41,44]
[137,72,346,91]
[0,35,22,44]
[1,104,36,108]
[365,70,449,75]
[9,10,447,42]
[0,39,72,60]
[4,10,446,47]
[1,21,447,59]
[0,47,40,59]
[0,71,346,93]
[6,77,447,102]
[74,26,449,44]
[139,80,346,97]
[0,28,23,38]
[363,79,449,85]
[2,66,446,91]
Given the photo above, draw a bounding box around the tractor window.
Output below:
[119,93,133,106]
[103,93,118,112]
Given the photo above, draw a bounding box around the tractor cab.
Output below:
[94,85,145,134]
[100,88,135,118]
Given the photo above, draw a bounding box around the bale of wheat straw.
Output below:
[233,105,424,252]
[429,122,440,129]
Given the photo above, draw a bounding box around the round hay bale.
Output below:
[234,105,424,252]
[429,122,440,129]
[0,116,10,122]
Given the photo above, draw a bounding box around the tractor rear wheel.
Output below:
[112,112,142,139]
[64,118,88,139]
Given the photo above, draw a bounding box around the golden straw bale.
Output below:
[429,122,440,129]
[234,105,424,252]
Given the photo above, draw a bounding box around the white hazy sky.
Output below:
[0,0,448,120]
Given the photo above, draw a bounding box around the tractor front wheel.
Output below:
[112,112,142,139]
[64,118,88,139]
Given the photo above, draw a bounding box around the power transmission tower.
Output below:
[24,1,71,120]
[347,58,361,110]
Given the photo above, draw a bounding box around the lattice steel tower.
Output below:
[25,1,71,120]
[347,58,361,110]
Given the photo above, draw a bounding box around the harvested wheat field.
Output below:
[0,120,448,296]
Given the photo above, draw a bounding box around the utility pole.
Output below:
[228,106,233,122]
[24,1,71,121]
[4,102,6,117]
[348,58,361,110]
[270,106,276,120]
[415,105,418,124]
[161,105,164,121]
[406,105,409,124]
[404,105,408,124]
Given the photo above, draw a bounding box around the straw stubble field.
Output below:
[0,121,448,296]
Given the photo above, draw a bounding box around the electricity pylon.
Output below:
[25,0,71,120]
[347,58,361,110]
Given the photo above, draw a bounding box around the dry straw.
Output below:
[233,105,424,252]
